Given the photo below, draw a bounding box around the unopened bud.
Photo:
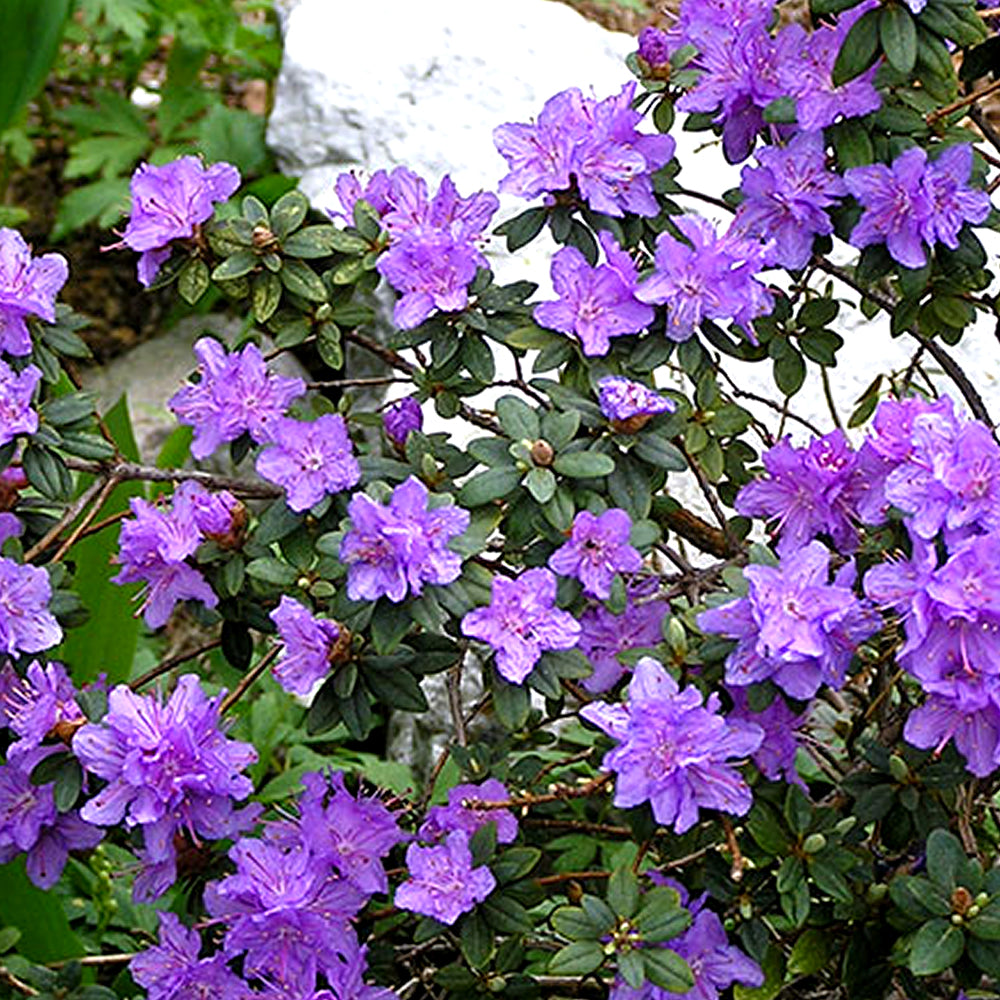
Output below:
[866,883,887,904]
[952,886,974,916]
[252,224,279,251]
[951,913,964,926]
[665,617,687,659]
[976,892,990,907]
[968,904,982,919]
[802,833,826,855]
[530,439,555,466]
[329,626,352,666]
[835,816,857,836]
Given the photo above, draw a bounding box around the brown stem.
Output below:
[130,638,224,691]
[535,870,611,886]
[23,475,110,562]
[524,818,632,837]
[307,376,409,389]
[61,458,283,499]
[927,77,1000,124]
[0,967,38,997]
[50,473,121,563]
[722,816,746,882]
[446,661,467,748]
[220,646,280,715]
[463,773,613,811]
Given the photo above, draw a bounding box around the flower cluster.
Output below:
[635,214,774,341]
[533,232,654,356]
[0,359,40,447]
[548,507,642,599]
[494,82,675,216]
[582,658,763,832]
[0,660,84,754]
[698,541,879,701]
[113,480,241,628]
[341,476,469,602]
[335,166,498,329]
[119,156,241,286]
[845,145,991,269]
[72,674,259,901]
[0,228,68,356]
[169,336,306,460]
[597,375,675,430]
[383,395,423,447]
[462,567,581,684]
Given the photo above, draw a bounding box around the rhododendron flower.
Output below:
[395,830,496,925]
[383,396,423,447]
[169,337,305,459]
[548,508,643,599]
[581,658,762,833]
[461,567,581,684]
[699,542,879,700]
[0,556,62,656]
[270,596,341,696]
[73,675,258,901]
[597,376,675,427]
[419,778,519,844]
[0,661,84,755]
[120,157,240,286]
[0,360,40,446]
[256,414,361,513]
[341,477,468,603]
[0,228,68,356]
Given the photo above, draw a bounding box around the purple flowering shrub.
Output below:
[3,0,1000,997]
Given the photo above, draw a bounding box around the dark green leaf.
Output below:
[643,948,694,992]
[495,207,548,252]
[212,250,257,281]
[482,895,533,934]
[926,828,966,891]
[787,928,831,977]
[270,189,309,240]
[549,941,605,976]
[496,395,540,440]
[909,918,965,975]
[458,466,522,506]
[246,557,299,587]
[832,9,881,85]
[607,867,640,919]
[460,911,496,969]
[552,906,603,941]
[552,451,615,478]
[252,271,282,323]
[493,847,541,884]
[178,258,210,305]
[880,4,918,74]
[524,467,556,503]
[633,433,687,471]
[281,259,328,301]
[492,673,531,730]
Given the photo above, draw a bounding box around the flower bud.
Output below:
[952,886,973,915]
[968,904,981,919]
[976,892,990,907]
[530,439,555,466]
[252,224,279,251]
[384,396,423,448]
[866,883,887,904]
[951,913,964,926]
[802,833,826,854]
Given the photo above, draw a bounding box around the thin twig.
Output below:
[535,870,612,886]
[927,77,1000,124]
[524,818,632,837]
[220,646,280,715]
[722,816,746,882]
[47,953,134,968]
[23,475,109,562]
[50,473,121,563]
[446,661,467,748]
[306,376,409,389]
[820,365,843,432]
[61,458,283,499]
[463,773,613,811]
[969,105,1000,159]
[813,257,995,429]
[678,440,742,554]
[0,967,38,996]
[130,638,224,691]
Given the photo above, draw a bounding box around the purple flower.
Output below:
[256,414,361,513]
[845,145,990,270]
[395,830,496,925]
[0,360,40,445]
[578,590,669,693]
[322,941,397,1000]
[698,542,879,700]
[549,508,643,599]
[383,396,423,447]
[494,84,674,216]
[533,233,654,356]
[120,157,240,286]
[598,376,675,428]
[921,143,992,252]
[733,132,848,269]
[0,228,68,356]
[341,477,469,603]
[581,658,762,833]
[775,11,881,132]
[0,555,62,656]
[330,168,392,226]
[635,215,773,341]
[130,912,250,1000]
[72,674,258,902]
[169,337,306,459]
[0,661,84,754]
[676,22,782,164]
[113,488,219,629]
[377,231,482,330]
[461,567,582,684]
[270,597,341,696]
[726,688,808,787]
[419,778,519,845]
[665,0,773,52]
[0,747,103,889]
[735,430,862,555]
[904,692,1000,778]
[206,836,366,993]
[276,771,409,895]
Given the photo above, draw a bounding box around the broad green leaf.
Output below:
[552,451,615,478]
[549,941,605,976]
[880,4,917,74]
[643,948,694,992]
[909,918,964,976]
[0,859,81,961]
